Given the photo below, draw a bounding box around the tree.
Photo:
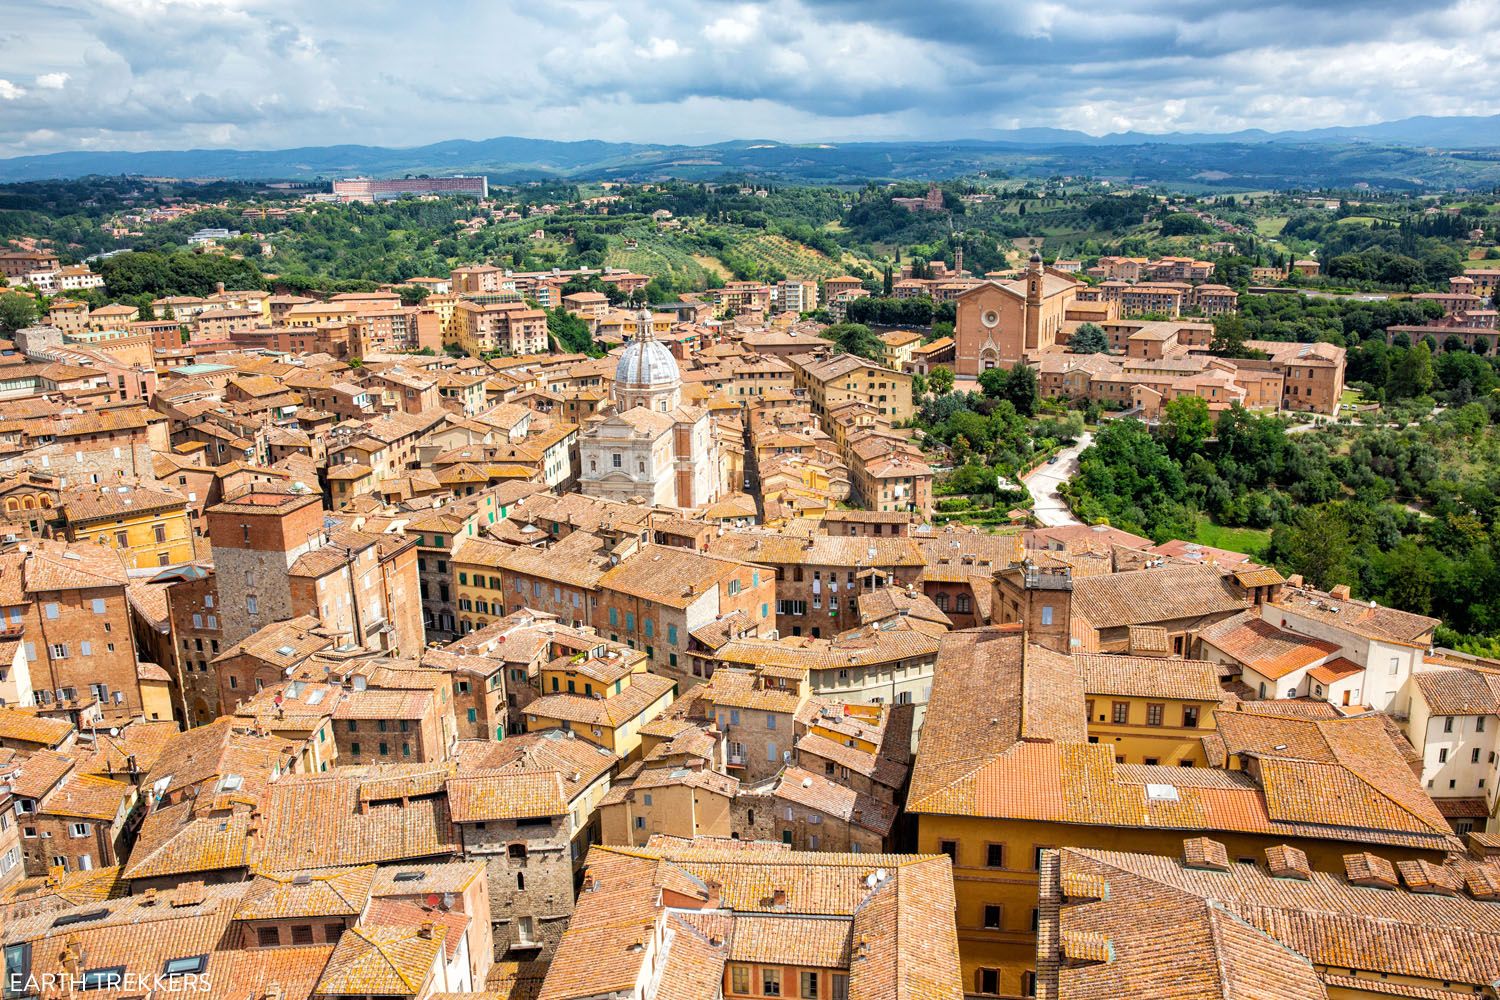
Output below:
[1161,396,1213,460]
[979,364,1037,416]
[821,322,884,361]
[1273,505,1354,590]
[1391,340,1435,399]
[882,265,893,296]
[0,294,38,334]
[1068,322,1109,354]
[929,366,955,395]
[1002,363,1038,417]
[546,307,594,355]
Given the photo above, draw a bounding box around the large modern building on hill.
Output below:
[331,175,489,202]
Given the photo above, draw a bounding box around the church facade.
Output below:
[953,252,1085,375]
[578,307,722,509]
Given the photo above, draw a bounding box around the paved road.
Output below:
[1023,432,1093,527]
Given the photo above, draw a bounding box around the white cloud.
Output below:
[0,0,1494,155]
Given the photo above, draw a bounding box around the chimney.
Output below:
[770,888,787,909]
[1397,859,1460,896]
[1181,837,1230,873]
[1330,584,1351,601]
[1343,852,1398,890]
[704,878,721,908]
[1264,845,1311,881]
[418,920,436,939]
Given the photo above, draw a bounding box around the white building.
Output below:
[577,307,722,509]
[1410,660,1500,834]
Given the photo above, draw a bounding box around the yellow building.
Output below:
[597,760,738,846]
[908,628,1462,998]
[788,350,916,423]
[59,483,197,570]
[524,639,677,759]
[1079,651,1221,765]
[879,328,923,370]
[136,662,176,722]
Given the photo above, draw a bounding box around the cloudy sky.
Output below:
[1,0,1495,155]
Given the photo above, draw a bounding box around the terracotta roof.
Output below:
[1071,564,1250,629]
[539,845,961,1000]
[255,766,458,870]
[1197,609,1340,680]
[0,707,73,747]
[909,629,1459,853]
[1041,845,1500,999]
[235,865,377,920]
[1415,665,1500,716]
[1079,653,1223,702]
[314,922,445,997]
[525,671,676,729]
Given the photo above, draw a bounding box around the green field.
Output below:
[1193,517,1272,559]
[1253,215,1289,236]
[604,227,722,286]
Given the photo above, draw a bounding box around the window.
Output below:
[986,843,1004,868]
[800,971,819,998]
[979,969,1000,995]
[831,974,849,1000]
[1389,656,1400,676]
[1040,605,1053,626]
[1439,748,1449,763]
[81,967,126,991]
[731,965,750,994]
[1476,748,1484,764]
[1480,717,1488,733]
[257,927,280,947]
[1182,706,1200,728]
[91,598,106,615]
[291,925,315,945]
[44,602,59,620]
[1112,701,1129,724]
[1022,971,1038,997]
[983,904,1002,929]
[1146,703,1164,727]
[1445,716,1455,733]
[939,840,957,863]
[247,595,258,615]
[762,968,782,996]
[70,822,88,838]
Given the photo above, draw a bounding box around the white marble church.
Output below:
[577,307,723,509]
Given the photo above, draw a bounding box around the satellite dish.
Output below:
[441,892,454,910]
[108,728,119,737]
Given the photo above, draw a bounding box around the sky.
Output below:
[0,0,1496,156]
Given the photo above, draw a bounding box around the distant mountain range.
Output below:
[1,114,1498,188]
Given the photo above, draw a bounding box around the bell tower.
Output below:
[1024,249,1043,349]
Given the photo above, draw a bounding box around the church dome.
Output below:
[615,337,679,387]
[614,310,680,388]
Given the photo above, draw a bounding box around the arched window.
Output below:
[934,593,949,612]
[956,594,972,614]
[20,495,34,511]
[3,498,16,513]
[509,843,527,860]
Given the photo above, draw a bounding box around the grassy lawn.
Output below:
[1340,388,1373,408]
[1194,517,1272,559]
[1254,215,1289,237]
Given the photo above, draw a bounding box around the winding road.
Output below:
[1022,432,1093,527]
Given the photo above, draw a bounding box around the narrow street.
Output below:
[1021,431,1093,527]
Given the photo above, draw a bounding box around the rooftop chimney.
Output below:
[1181,837,1230,873]
[1343,852,1398,890]
[1264,845,1311,881]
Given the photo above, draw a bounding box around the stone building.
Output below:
[578,307,723,508]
